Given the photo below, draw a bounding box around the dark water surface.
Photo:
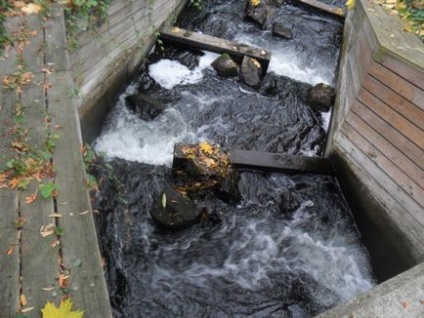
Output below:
[92,1,375,317]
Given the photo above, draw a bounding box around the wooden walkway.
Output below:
[0,9,112,317]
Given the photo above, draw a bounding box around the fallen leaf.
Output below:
[79,210,90,215]
[49,213,62,218]
[21,307,35,313]
[21,3,43,15]
[402,301,410,309]
[40,224,55,237]
[42,286,55,292]
[50,239,60,248]
[24,191,38,204]
[199,141,213,155]
[347,0,356,10]
[58,274,69,288]
[6,247,14,255]
[41,298,84,318]
[20,294,27,306]
[162,193,167,208]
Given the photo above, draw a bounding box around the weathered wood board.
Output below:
[173,144,334,175]
[160,27,272,74]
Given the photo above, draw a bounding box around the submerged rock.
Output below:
[272,22,293,39]
[240,56,262,87]
[211,53,239,78]
[151,188,204,230]
[307,83,334,112]
[245,0,281,29]
[125,93,166,121]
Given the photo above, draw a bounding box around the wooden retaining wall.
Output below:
[326,0,424,278]
[70,0,188,142]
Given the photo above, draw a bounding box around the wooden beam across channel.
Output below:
[160,27,272,74]
[173,144,334,175]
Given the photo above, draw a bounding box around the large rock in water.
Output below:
[151,188,204,231]
[307,83,334,112]
[125,93,166,120]
[211,53,238,77]
[272,22,293,39]
[245,0,282,29]
[240,56,262,87]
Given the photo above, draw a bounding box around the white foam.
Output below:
[149,52,220,89]
[321,109,332,131]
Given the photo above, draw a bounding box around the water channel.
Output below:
[91,1,376,316]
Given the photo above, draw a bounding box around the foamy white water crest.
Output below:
[149,52,220,89]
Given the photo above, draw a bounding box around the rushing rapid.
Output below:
[92,1,375,317]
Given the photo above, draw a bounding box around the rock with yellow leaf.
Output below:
[173,142,230,188]
[240,56,262,87]
[150,188,204,230]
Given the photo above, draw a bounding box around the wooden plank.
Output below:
[19,80,60,312]
[173,144,334,174]
[47,71,112,318]
[358,83,424,150]
[160,27,272,74]
[70,1,154,75]
[341,121,424,208]
[351,99,423,170]
[333,140,424,259]
[335,131,424,225]
[44,7,70,72]
[292,0,345,18]
[369,62,424,110]
[381,54,424,91]
[361,0,424,71]
[22,14,44,73]
[0,87,20,317]
[364,74,424,127]
[346,111,424,190]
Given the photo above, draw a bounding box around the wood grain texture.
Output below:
[19,80,60,312]
[345,111,424,189]
[0,88,20,317]
[335,131,424,225]
[341,120,424,211]
[351,99,423,170]
[47,71,112,318]
[358,83,424,150]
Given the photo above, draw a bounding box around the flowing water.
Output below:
[91,1,375,317]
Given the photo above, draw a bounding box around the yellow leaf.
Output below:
[199,141,213,155]
[41,299,84,318]
[20,294,27,306]
[21,3,43,15]
[161,193,167,208]
[346,0,355,10]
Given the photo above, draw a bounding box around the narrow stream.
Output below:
[91,1,375,317]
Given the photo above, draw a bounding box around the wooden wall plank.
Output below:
[369,62,424,109]
[47,71,113,318]
[346,111,424,189]
[335,131,424,225]
[381,54,424,91]
[0,88,20,317]
[351,99,423,170]
[341,120,424,209]
[364,74,424,126]
[44,7,70,72]
[19,80,60,312]
[358,84,424,150]
[22,14,44,73]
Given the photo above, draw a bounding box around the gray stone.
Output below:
[307,83,334,112]
[272,22,293,39]
[151,188,204,231]
[240,56,262,87]
[211,53,238,77]
[125,93,166,120]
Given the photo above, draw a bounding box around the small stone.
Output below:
[211,53,239,77]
